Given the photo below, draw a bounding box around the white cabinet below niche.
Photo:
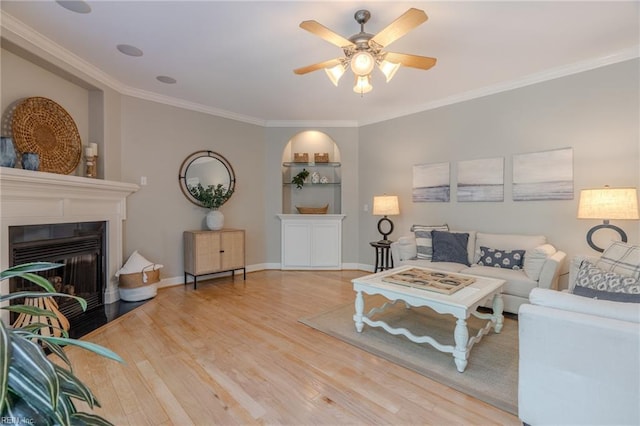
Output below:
[278,214,345,270]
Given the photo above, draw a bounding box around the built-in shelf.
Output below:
[282,161,341,214]
[283,182,340,186]
[282,162,341,167]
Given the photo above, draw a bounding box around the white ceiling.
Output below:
[1,1,639,126]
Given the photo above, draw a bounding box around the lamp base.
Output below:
[586,220,628,252]
[377,216,394,243]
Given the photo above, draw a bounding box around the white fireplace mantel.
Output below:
[0,167,139,309]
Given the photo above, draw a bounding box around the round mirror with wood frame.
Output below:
[178,150,236,207]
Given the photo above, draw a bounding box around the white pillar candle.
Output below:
[90,143,98,157]
[85,147,93,157]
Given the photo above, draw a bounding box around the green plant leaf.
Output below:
[0,262,62,281]
[2,392,51,425]
[0,320,10,414]
[0,292,87,311]
[11,323,69,341]
[56,365,100,408]
[292,168,310,189]
[3,304,59,318]
[41,340,72,368]
[19,323,70,339]
[187,183,233,209]
[72,411,115,426]
[20,272,57,292]
[36,336,124,363]
[8,333,60,412]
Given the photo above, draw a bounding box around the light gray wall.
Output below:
[358,59,640,277]
[1,43,123,181]
[1,48,88,176]
[120,96,265,278]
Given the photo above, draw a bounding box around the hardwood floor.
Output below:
[68,270,520,425]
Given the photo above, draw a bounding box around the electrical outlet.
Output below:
[140,176,147,186]
[364,204,369,212]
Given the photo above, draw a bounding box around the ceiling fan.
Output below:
[294,8,437,94]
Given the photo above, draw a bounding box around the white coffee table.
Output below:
[352,265,505,373]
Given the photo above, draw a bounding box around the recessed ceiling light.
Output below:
[116,44,143,57]
[56,1,91,14]
[157,76,177,84]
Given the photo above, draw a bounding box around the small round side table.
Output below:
[370,241,394,272]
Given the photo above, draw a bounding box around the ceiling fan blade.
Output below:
[371,8,428,47]
[294,58,343,75]
[300,20,355,48]
[384,52,437,70]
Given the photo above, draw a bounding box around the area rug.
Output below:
[299,295,518,415]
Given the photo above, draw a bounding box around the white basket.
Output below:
[119,283,157,302]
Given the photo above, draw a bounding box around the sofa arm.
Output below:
[390,235,416,262]
[537,250,566,290]
[518,303,640,425]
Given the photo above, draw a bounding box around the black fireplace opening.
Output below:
[9,222,106,328]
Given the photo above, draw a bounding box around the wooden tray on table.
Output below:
[382,268,475,295]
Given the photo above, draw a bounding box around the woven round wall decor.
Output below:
[11,97,82,174]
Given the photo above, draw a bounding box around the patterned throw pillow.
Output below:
[574,260,640,303]
[477,246,525,270]
[595,242,640,279]
[410,224,448,260]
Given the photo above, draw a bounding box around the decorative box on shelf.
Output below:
[314,153,329,163]
[293,153,309,163]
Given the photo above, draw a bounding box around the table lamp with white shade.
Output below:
[372,195,400,244]
[577,186,639,252]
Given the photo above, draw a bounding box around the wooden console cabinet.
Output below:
[183,229,245,289]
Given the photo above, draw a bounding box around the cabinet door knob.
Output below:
[220,250,225,253]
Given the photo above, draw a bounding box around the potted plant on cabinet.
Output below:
[0,262,123,425]
[188,183,234,230]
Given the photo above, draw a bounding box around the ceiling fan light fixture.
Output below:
[295,8,435,95]
[353,75,373,94]
[350,51,375,76]
[324,63,346,86]
[379,60,401,83]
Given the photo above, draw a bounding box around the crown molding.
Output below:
[357,46,640,127]
[2,11,637,129]
[118,86,267,126]
[265,120,358,128]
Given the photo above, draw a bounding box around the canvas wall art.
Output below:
[457,157,504,202]
[413,162,450,202]
[512,148,573,201]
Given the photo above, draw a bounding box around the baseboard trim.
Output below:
[156,263,374,288]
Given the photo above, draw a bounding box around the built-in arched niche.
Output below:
[282,131,341,214]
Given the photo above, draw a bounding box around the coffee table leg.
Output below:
[492,293,504,333]
[354,290,364,332]
[453,318,469,372]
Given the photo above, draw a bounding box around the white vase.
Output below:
[206,209,224,230]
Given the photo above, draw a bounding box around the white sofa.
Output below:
[518,255,640,425]
[390,230,566,314]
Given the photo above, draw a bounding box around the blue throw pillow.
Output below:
[477,246,525,270]
[431,230,470,266]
